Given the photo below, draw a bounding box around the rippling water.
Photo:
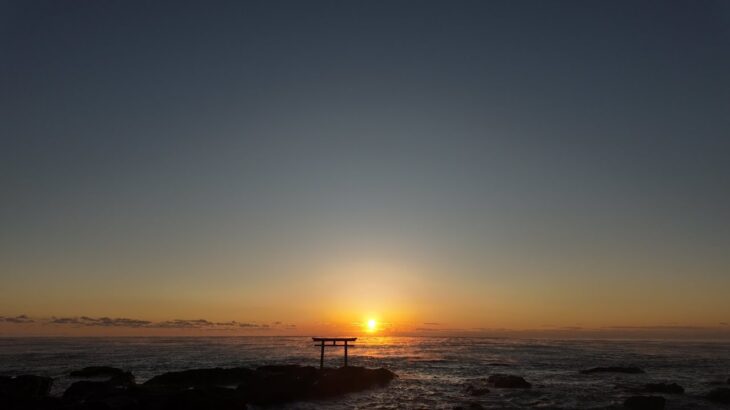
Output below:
[1,337,729,409]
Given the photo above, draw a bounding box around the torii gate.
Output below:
[312,337,357,369]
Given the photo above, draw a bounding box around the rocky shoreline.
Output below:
[0,365,396,409]
[2,364,730,409]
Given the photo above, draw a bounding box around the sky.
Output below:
[1,0,729,338]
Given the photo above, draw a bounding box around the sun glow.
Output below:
[366,319,377,332]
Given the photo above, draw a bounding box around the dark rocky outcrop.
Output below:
[581,367,645,374]
[311,366,395,398]
[152,385,248,410]
[63,380,123,402]
[240,365,395,404]
[0,375,55,410]
[706,387,730,403]
[144,367,255,389]
[0,375,53,399]
[486,374,531,388]
[623,395,665,410]
[644,382,683,394]
[1,365,396,409]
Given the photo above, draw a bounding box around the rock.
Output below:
[581,367,645,374]
[486,374,531,388]
[644,382,684,394]
[144,367,255,389]
[157,386,247,410]
[0,375,55,410]
[63,380,114,401]
[0,375,53,399]
[465,384,490,396]
[624,395,665,410]
[50,365,396,409]
[454,402,484,410]
[309,366,396,399]
[706,387,730,403]
[70,367,134,386]
[240,365,319,404]
[70,367,125,378]
[239,365,396,404]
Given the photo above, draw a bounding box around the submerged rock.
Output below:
[706,387,730,403]
[581,367,645,374]
[644,382,683,394]
[465,384,490,396]
[624,395,665,410]
[454,402,484,410]
[486,374,531,388]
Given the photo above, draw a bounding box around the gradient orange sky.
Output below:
[2,2,729,338]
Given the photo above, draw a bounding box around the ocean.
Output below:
[1,337,728,409]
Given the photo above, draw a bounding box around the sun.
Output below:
[366,319,377,332]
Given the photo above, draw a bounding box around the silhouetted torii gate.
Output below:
[312,337,356,369]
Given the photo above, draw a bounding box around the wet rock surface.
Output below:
[0,365,397,409]
[643,382,683,394]
[454,402,484,410]
[706,387,730,403]
[624,395,666,410]
[486,374,531,388]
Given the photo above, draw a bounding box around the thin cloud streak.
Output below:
[0,315,34,324]
[2,315,292,331]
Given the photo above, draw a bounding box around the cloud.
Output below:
[48,316,151,327]
[602,325,703,330]
[152,319,217,329]
[5,315,295,332]
[422,322,440,326]
[50,317,82,325]
[1,314,34,324]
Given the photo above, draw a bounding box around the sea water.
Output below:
[1,337,729,409]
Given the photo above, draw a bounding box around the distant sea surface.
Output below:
[1,337,729,409]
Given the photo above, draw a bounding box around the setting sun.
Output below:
[367,319,377,332]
